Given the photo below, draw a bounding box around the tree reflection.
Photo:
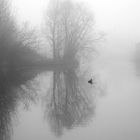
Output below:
[0,68,41,140]
[44,67,95,136]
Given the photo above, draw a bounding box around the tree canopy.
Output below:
[44,0,96,69]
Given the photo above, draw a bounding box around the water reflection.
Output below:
[44,68,95,136]
[0,68,41,140]
[0,62,100,139]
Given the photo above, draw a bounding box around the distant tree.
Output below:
[0,0,16,63]
[44,0,97,69]
[0,0,45,72]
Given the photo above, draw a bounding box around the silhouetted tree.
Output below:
[0,64,41,140]
[0,0,46,74]
[44,0,96,69]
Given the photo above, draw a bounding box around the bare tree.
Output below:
[44,0,96,69]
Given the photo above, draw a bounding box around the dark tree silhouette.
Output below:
[0,0,46,74]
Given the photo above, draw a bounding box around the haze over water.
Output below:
[6,52,139,140]
[0,0,140,140]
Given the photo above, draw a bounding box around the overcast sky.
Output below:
[87,0,140,56]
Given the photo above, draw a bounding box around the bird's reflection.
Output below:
[44,67,95,136]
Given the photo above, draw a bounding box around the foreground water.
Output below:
[0,55,140,140]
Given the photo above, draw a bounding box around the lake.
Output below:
[0,54,140,140]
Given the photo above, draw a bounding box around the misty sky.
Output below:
[12,0,140,57]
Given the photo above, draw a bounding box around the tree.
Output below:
[0,0,47,74]
[44,0,96,70]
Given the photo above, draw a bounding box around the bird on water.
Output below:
[88,78,93,85]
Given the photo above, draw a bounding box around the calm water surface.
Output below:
[1,55,140,140]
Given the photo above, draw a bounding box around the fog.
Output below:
[0,0,140,140]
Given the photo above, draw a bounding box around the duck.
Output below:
[88,78,93,85]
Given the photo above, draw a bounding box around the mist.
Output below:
[0,0,140,140]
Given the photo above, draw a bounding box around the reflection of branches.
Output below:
[0,77,17,140]
[0,67,42,140]
[0,72,20,140]
[45,68,94,136]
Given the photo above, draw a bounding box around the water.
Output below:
[93,56,140,140]
[0,55,140,140]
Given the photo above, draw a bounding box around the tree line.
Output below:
[0,0,97,73]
